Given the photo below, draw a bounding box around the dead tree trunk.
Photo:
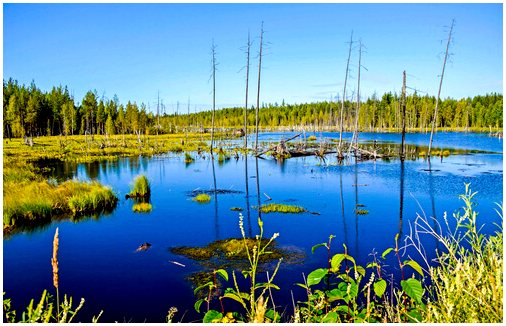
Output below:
[400,71,407,160]
[338,31,353,158]
[255,22,264,154]
[244,32,252,150]
[428,19,454,158]
[348,39,363,157]
[210,41,217,156]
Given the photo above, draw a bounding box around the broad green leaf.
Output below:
[331,254,346,272]
[403,260,424,277]
[326,288,344,302]
[366,262,380,269]
[322,311,338,323]
[194,299,204,313]
[222,292,247,309]
[203,310,223,323]
[401,278,424,303]
[265,309,281,322]
[194,281,214,295]
[381,248,394,259]
[407,308,423,322]
[373,279,387,298]
[311,243,327,254]
[215,269,229,282]
[307,268,328,287]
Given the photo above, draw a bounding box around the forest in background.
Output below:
[3,78,503,139]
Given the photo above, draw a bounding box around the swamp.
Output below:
[2,131,503,322]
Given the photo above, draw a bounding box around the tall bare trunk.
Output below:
[210,41,217,156]
[338,31,353,157]
[244,32,251,150]
[255,22,264,155]
[428,19,454,158]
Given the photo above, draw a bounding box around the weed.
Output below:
[193,193,211,203]
[132,202,153,213]
[129,174,151,198]
[258,203,306,214]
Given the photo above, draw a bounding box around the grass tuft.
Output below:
[129,175,151,198]
[193,193,211,203]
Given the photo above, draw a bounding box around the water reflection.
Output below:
[399,160,405,236]
[255,156,262,222]
[339,165,348,249]
[244,155,253,237]
[211,156,219,240]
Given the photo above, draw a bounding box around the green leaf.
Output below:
[326,288,344,302]
[366,262,380,269]
[403,260,424,277]
[194,299,204,313]
[322,311,338,323]
[241,270,250,279]
[311,243,327,254]
[307,268,328,287]
[215,269,229,282]
[193,281,214,295]
[401,279,425,303]
[203,310,223,323]
[354,265,366,277]
[265,309,281,322]
[295,283,309,290]
[330,254,346,272]
[254,282,280,291]
[373,279,387,298]
[381,248,394,259]
[222,292,247,309]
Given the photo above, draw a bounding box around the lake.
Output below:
[3,131,503,322]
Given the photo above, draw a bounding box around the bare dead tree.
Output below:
[400,71,407,160]
[210,41,217,155]
[338,31,353,158]
[348,39,363,156]
[244,31,252,150]
[428,19,454,158]
[255,22,264,155]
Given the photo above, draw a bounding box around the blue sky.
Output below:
[3,3,503,113]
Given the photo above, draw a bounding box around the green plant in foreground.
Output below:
[193,193,211,203]
[195,214,282,323]
[259,203,306,214]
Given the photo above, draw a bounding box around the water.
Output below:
[3,132,503,322]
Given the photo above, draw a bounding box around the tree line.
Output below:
[3,78,502,139]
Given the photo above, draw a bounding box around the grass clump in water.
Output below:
[259,203,306,214]
[193,193,211,203]
[230,207,243,212]
[132,202,153,213]
[307,135,317,141]
[355,209,369,215]
[128,174,150,198]
[184,153,194,164]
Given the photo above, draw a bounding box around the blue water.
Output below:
[3,132,503,322]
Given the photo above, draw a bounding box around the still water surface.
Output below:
[3,132,503,322]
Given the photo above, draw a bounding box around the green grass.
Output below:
[129,175,151,197]
[132,202,153,213]
[3,179,118,234]
[259,203,306,214]
[230,207,243,212]
[193,193,211,203]
[307,135,317,141]
[354,209,369,215]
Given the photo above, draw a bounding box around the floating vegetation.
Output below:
[127,174,151,199]
[307,135,317,141]
[355,209,369,215]
[193,194,211,203]
[258,203,307,214]
[132,202,153,213]
[172,238,284,262]
[230,207,243,212]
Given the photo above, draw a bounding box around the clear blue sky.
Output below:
[3,3,503,113]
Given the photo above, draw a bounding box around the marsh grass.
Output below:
[129,175,151,198]
[258,203,306,214]
[3,179,118,233]
[193,193,211,203]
